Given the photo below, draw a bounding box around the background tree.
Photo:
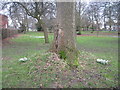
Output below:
[2,2,29,32]
[75,0,88,34]
[2,1,55,43]
[16,2,52,43]
[105,2,113,32]
[111,2,120,33]
[117,2,120,34]
[102,2,109,30]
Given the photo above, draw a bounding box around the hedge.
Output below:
[1,28,19,39]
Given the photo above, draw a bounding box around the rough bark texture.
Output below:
[42,23,49,43]
[78,2,81,35]
[51,2,78,67]
[38,20,49,43]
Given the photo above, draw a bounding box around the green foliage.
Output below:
[89,27,96,29]
[77,31,81,35]
[59,51,67,59]
[37,26,43,31]
[73,59,79,67]
[66,56,79,68]
[35,23,43,31]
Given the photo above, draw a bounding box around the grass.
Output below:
[77,36,118,65]
[76,36,118,88]
[2,31,118,88]
[79,31,118,36]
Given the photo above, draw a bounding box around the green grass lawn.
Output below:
[79,31,118,36]
[2,32,118,88]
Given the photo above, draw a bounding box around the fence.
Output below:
[1,28,19,39]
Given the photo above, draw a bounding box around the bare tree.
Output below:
[117,2,120,34]
[75,1,88,34]
[102,2,109,30]
[2,2,29,32]
[103,2,117,32]
[110,2,119,33]
[16,2,51,43]
[85,2,103,35]
[83,3,96,33]
[2,1,56,43]
[107,2,112,32]
[76,1,82,35]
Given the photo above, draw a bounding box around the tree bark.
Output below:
[78,1,81,35]
[38,19,49,43]
[116,2,120,34]
[104,3,107,30]
[50,1,79,67]
[109,3,112,32]
[42,23,49,43]
[109,10,112,32]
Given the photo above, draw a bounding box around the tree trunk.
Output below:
[50,2,79,67]
[91,12,94,33]
[42,24,49,43]
[78,1,81,35]
[109,24,112,32]
[118,12,120,34]
[104,17,106,31]
[109,16,112,32]
[104,3,107,31]
[25,15,29,32]
[97,22,100,36]
[38,20,49,43]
